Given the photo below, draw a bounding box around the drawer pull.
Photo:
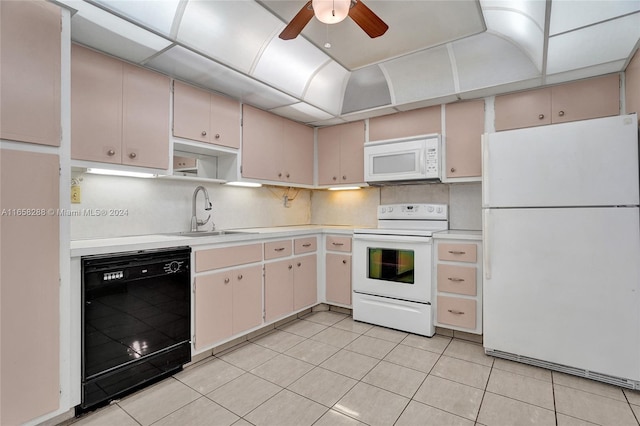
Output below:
[448,277,465,282]
[448,250,466,255]
[274,247,286,252]
[302,243,311,247]
[342,259,347,264]
[332,242,344,246]
[448,309,465,315]
[538,114,545,120]
[224,277,230,284]
[288,264,293,270]
[237,274,243,280]
[297,262,301,267]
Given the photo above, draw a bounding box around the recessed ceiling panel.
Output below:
[177,0,282,73]
[483,9,545,71]
[62,0,172,63]
[550,1,640,36]
[380,45,455,105]
[262,0,486,70]
[452,33,540,92]
[342,65,391,114]
[480,0,546,29]
[93,0,180,36]
[145,45,298,110]
[304,61,350,115]
[547,14,640,74]
[252,35,332,97]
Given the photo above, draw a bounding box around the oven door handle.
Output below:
[353,234,432,244]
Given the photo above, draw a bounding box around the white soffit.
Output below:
[252,35,333,97]
[93,0,180,37]
[62,0,172,63]
[380,45,455,105]
[269,102,334,123]
[177,0,282,74]
[547,13,640,75]
[452,32,541,93]
[145,45,298,110]
[303,61,350,115]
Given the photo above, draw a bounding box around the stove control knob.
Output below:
[428,206,434,212]
[388,207,394,212]
[380,207,386,213]
[436,207,442,213]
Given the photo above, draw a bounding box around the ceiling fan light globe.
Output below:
[312,0,350,24]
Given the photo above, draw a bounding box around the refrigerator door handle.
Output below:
[481,134,489,207]
[483,209,491,280]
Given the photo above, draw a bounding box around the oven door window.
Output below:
[368,248,415,284]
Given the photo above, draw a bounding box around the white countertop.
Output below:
[70,225,359,257]
[433,229,483,240]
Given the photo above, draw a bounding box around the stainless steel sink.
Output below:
[175,230,253,237]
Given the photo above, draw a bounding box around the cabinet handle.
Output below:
[302,243,311,247]
[342,175,347,180]
[342,259,347,264]
[224,277,230,284]
[448,277,465,282]
[201,130,207,136]
[274,247,286,252]
[332,176,337,181]
[448,309,465,315]
[332,242,344,246]
[297,262,301,267]
[286,173,290,178]
[558,110,565,117]
[237,274,243,280]
[538,114,545,120]
[107,149,116,156]
[129,152,137,159]
[450,167,456,173]
[448,250,466,255]
[215,133,220,139]
[288,264,293,270]
[278,172,282,178]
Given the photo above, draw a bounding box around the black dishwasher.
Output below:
[80,247,191,412]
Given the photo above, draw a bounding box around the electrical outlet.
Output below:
[71,186,81,204]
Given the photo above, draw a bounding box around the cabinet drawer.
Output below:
[326,235,351,252]
[264,240,292,260]
[195,243,262,272]
[438,243,477,263]
[437,296,476,329]
[437,264,476,296]
[294,236,317,254]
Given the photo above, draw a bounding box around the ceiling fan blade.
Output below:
[279,1,314,40]
[349,0,389,38]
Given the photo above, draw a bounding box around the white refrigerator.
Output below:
[482,114,640,387]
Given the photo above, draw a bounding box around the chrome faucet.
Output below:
[190,185,213,232]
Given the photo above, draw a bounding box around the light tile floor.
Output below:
[70,311,640,426]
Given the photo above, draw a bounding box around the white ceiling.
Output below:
[56,0,640,127]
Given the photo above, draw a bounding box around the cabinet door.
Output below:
[317,125,342,185]
[0,0,60,146]
[294,254,317,310]
[122,64,170,169]
[626,51,640,121]
[1,150,60,425]
[194,272,233,349]
[494,88,551,131]
[282,120,314,185]
[232,265,263,334]
[242,105,283,181]
[339,121,365,184]
[264,259,294,321]
[71,44,123,163]
[551,74,619,124]
[445,100,484,178]
[369,106,441,141]
[210,92,241,149]
[173,81,211,143]
[325,253,351,305]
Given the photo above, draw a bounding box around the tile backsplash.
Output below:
[71,175,481,240]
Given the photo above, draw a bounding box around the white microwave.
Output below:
[364,135,441,184]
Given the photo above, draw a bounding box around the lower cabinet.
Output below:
[264,245,318,322]
[325,235,353,306]
[434,237,483,334]
[194,264,262,350]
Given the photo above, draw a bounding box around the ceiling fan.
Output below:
[279,0,389,40]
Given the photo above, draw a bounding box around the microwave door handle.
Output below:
[419,149,426,174]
